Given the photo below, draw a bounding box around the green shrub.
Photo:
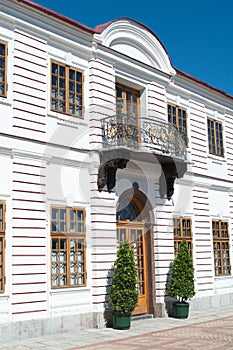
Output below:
[168,240,195,303]
[109,241,138,314]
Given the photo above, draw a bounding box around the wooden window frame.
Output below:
[116,83,140,116]
[115,83,141,148]
[0,202,6,292]
[212,220,231,276]
[167,104,188,146]
[51,60,84,118]
[0,42,7,98]
[50,207,86,288]
[207,118,224,157]
[173,218,192,256]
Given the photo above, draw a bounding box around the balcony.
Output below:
[98,114,188,200]
[101,114,187,160]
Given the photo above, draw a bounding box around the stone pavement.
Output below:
[1,306,233,350]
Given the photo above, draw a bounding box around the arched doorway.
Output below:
[116,183,154,315]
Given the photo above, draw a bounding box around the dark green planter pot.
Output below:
[113,312,131,330]
[172,302,189,319]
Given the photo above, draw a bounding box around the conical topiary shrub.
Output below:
[109,241,138,329]
[168,240,195,318]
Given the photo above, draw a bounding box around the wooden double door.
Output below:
[117,223,148,315]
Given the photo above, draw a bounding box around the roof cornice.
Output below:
[15,0,94,34]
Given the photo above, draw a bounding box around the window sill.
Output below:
[214,275,232,280]
[0,97,12,106]
[47,111,88,128]
[207,154,226,164]
[0,293,10,299]
[50,287,90,294]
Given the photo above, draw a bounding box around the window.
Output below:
[115,84,140,148]
[207,118,224,157]
[51,207,86,288]
[173,218,192,256]
[212,220,231,276]
[0,203,5,292]
[51,61,83,117]
[116,84,140,116]
[0,42,7,97]
[168,104,187,145]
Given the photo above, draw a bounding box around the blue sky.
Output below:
[34,0,233,96]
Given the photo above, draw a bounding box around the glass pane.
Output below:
[76,71,82,82]
[76,95,82,105]
[52,262,58,274]
[69,69,75,80]
[52,238,58,250]
[60,90,65,100]
[51,100,57,110]
[78,239,84,250]
[59,78,65,88]
[70,210,76,221]
[52,221,58,232]
[60,239,66,250]
[70,222,76,232]
[69,82,74,91]
[69,104,75,114]
[51,88,58,98]
[69,93,75,103]
[0,69,4,82]
[70,274,75,285]
[52,208,58,220]
[78,210,83,220]
[75,107,82,116]
[59,66,65,76]
[52,275,58,287]
[78,223,84,232]
[0,44,5,56]
[60,263,66,273]
[52,63,58,74]
[59,221,66,232]
[52,76,58,86]
[60,209,66,220]
[76,84,82,93]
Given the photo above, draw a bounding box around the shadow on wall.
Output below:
[104,267,114,328]
[164,261,174,317]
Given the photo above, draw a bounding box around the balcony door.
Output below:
[116,193,149,315]
[116,84,140,148]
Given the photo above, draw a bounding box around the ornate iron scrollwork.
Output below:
[102,114,139,149]
[101,115,186,160]
[99,115,188,199]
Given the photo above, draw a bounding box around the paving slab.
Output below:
[71,316,233,350]
[1,306,233,350]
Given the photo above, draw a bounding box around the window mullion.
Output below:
[176,107,179,130]
[65,66,69,115]
[214,122,217,153]
[67,208,70,233]
[220,241,224,275]
[180,218,183,237]
[67,238,71,287]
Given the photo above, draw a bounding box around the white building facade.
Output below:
[1,0,233,341]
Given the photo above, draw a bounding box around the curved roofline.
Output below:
[16,0,94,34]
[94,17,171,58]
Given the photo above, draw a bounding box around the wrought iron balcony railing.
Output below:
[101,114,187,160]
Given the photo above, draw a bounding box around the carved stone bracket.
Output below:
[156,156,187,200]
[98,158,129,192]
[97,150,187,199]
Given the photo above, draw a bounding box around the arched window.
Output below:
[116,196,143,222]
